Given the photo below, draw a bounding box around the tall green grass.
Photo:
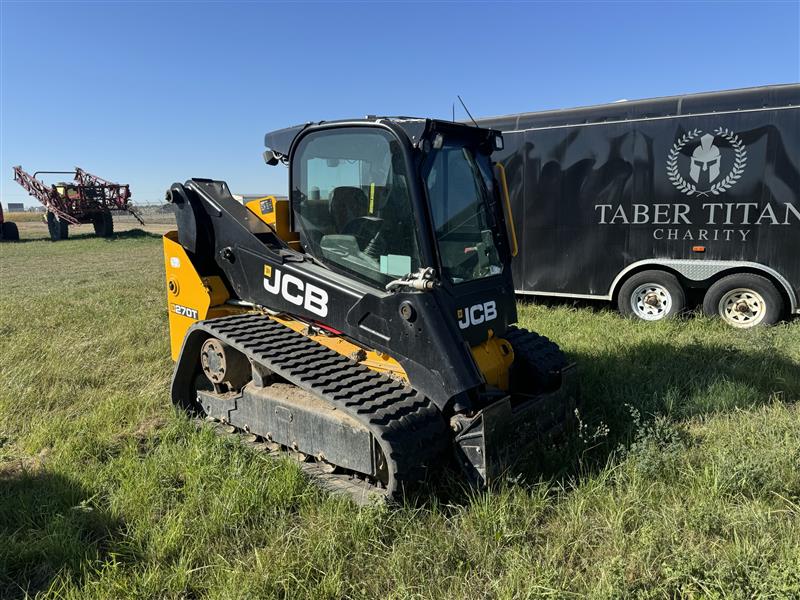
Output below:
[1,234,798,598]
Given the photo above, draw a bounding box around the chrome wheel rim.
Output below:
[718,288,766,328]
[631,283,672,321]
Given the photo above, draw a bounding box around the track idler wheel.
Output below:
[200,338,251,391]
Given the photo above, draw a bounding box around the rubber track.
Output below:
[504,326,575,434]
[201,420,395,505]
[505,327,568,388]
[188,313,448,499]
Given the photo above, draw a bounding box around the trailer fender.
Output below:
[609,259,798,314]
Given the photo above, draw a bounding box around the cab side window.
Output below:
[292,128,422,287]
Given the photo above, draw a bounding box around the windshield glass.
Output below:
[424,143,502,283]
[292,127,422,288]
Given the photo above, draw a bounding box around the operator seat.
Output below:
[330,186,369,232]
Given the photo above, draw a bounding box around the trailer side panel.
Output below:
[485,86,800,309]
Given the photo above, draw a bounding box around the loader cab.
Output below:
[280,119,512,288]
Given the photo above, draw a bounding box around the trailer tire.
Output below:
[47,212,69,241]
[702,273,783,328]
[1,221,19,241]
[93,211,114,237]
[618,270,685,321]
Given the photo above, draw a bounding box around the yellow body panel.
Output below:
[245,196,301,251]
[163,231,242,360]
[470,333,515,391]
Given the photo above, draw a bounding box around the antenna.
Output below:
[457,95,479,127]
[452,102,455,122]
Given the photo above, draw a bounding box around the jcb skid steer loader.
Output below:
[163,117,578,502]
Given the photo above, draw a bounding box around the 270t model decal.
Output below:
[171,303,199,319]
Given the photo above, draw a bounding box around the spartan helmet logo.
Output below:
[667,127,747,197]
[689,133,721,184]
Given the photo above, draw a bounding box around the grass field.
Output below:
[4,212,45,223]
[4,211,176,241]
[1,230,799,599]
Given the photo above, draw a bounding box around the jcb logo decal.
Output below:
[264,266,329,318]
[171,303,198,319]
[458,300,497,330]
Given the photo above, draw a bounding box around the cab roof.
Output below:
[264,117,499,156]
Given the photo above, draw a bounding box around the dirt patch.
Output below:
[0,447,51,479]
[108,415,168,455]
[133,415,167,440]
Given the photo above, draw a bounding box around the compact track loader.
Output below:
[163,117,578,502]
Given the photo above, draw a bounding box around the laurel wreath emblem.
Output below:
[666,127,747,197]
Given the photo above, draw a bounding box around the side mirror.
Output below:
[263,149,281,166]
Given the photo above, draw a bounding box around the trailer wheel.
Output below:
[47,212,69,241]
[1,221,19,241]
[703,273,783,328]
[618,270,686,321]
[93,211,114,237]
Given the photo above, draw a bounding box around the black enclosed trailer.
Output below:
[478,84,800,327]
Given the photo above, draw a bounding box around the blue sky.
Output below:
[1,1,798,206]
